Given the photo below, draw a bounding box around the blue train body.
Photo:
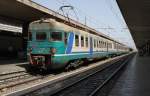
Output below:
[27,19,129,70]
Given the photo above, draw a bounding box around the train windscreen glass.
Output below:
[36,32,47,41]
[51,32,62,41]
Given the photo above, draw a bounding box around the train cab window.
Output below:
[81,36,84,47]
[36,32,47,41]
[51,32,62,41]
[99,41,101,48]
[97,40,99,48]
[75,34,79,47]
[86,37,88,47]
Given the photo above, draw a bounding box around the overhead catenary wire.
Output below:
[55,0,130,42]
[105,0,128,29]
[60,0,135,48]
[55,0,113,31]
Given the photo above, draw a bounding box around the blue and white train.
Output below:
[27,19,130,70]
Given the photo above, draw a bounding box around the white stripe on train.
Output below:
[54,51,116,56]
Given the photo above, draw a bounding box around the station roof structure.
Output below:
[0,0,124,45]
[0,0,50,25]
[117,0,150,49]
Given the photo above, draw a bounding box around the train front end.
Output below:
[27,20,67,70]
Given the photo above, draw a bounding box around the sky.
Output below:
[33,0,136,49]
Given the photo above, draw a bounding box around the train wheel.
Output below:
[65,64,72,71]
[65,59,84,71]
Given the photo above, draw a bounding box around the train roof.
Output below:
[30,18,128,47]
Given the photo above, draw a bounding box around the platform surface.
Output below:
[109,54,150,96]
[0,59,28,74]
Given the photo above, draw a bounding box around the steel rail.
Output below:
[3,53,133,96]
[0,71,26,77]
[50,57,127,96]
[89,55,132,96]
[0,72,28,83]
[30,55,129,96]
[49,54,134,96]
[0,76,43,91]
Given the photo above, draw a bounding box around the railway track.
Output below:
[50,56,131,96]
[0,71,26,77]
[23,54,133,96]
[0,71,28,84]
[1,53,133,96]
[0,70,44,93]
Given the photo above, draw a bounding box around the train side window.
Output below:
[105,42,106,48]
[94,39,96,48]
[81,36,84,47]
[97,40,99,48]
[110,43,111,48]
[75,34,79,47]
[99,41,101,48]
[102,41,104,48]
[115,43,116,49]
[100,41,102,48]
[110,43,112,48]
[86,37,88,47]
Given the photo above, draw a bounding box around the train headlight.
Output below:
[50,47,56,55]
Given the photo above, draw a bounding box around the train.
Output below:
[27,19,130,70]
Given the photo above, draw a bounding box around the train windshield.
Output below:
[51,32,62,41]
[36,32,47,41]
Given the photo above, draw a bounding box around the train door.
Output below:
[65,32,74,54]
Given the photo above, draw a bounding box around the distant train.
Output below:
[27,19,130,70]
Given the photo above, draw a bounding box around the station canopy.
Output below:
[0,0,116,42]
[0,0,53,25]
[117,0,150,48]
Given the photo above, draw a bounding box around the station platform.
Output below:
[108,54,150,96]
[0,59,28,75]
